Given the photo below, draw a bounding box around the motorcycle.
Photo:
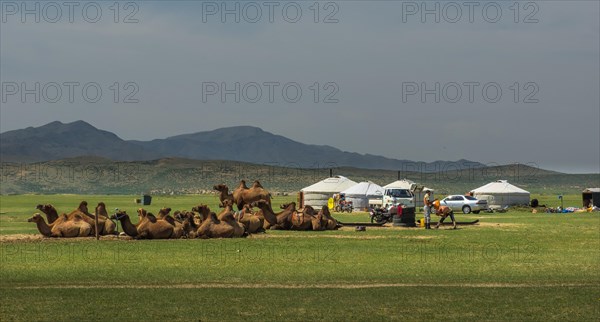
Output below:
[369,207,394,224]
[335,201,353,213]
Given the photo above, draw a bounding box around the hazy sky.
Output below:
[1,1,599,173]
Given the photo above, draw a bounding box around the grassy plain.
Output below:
[0,194,598,321]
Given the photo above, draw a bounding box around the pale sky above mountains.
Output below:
[1,1,598,173]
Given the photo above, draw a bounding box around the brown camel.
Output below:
[319,206,341,230]
[36,204,97,235]
[253,200,296,230]
[109,208,176,239]
[192,204,245,238]
[110,210,139,238]
[136,208,177,239]
[235,204,265,234]
[174,211,200,238]
[28,213,92,237]
[214,184,234,208]
[94,202,117,235]
[290,206,325,231]
[71,203,116,235]
[36,204,60,224]
[232,180,271,210]
[157,207,189,238]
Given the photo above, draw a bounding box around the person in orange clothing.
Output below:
[432,199,457,229]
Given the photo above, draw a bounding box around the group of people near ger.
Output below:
[422,189,457,230]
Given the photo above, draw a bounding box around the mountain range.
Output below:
[2,120,487,171]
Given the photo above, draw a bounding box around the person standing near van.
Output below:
[423,189,432,229]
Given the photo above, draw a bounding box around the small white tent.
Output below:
[341,181,384,211]
[471,180,530,207]
[301,176,357,208]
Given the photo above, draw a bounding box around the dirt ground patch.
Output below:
[0,234,133,243]
[4,282,591,290]
[478,222,525,229]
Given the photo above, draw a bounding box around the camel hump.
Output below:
[162,215,176,226]
[252,180,263,188]
[146,213,158,223]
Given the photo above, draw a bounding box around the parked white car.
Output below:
[440,195,488,214]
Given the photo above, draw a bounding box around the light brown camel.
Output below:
[36,204,97,234]
[213,184,234,208]
[253,200,296,230]
[290,205,325,231]
[233,204,264,234]
[28,213,92,237]
[192,204,245,238]
[157,207,189,238]
[94,202,118,235]
[232,180,271,210]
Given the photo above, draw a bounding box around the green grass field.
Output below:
[0,194,598,321]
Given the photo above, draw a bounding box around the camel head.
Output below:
[253,199,270,208]
[280,202,296,210]
[110,210,129,221]
[213,184,229,193]
[110,210,129,220]
[191,204,210,216]
[28,213,43,223]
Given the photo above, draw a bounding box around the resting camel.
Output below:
[192,204,246,238]
[28,213,92,237]
[235,204,265,234]
[36,204,96,233]
[253,200,297,230]
[214,184,234,208]
[174,210,200,238]
[157,207,190,238]
[290,206,325,231]
[232,180,271,210]
[37,203,116,235]
[94,202,117,235]
[317,206,340,230]
[110,209,175,239]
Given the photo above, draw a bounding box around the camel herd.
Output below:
[28,180,341,239]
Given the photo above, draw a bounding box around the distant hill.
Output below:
[0,121,159,162]
[0,157,596,195]
[1,121,485,171]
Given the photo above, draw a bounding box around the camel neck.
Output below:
[35,219,53,237]
[117,216,138,237]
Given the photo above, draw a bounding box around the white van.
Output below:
[382,188,415,207]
